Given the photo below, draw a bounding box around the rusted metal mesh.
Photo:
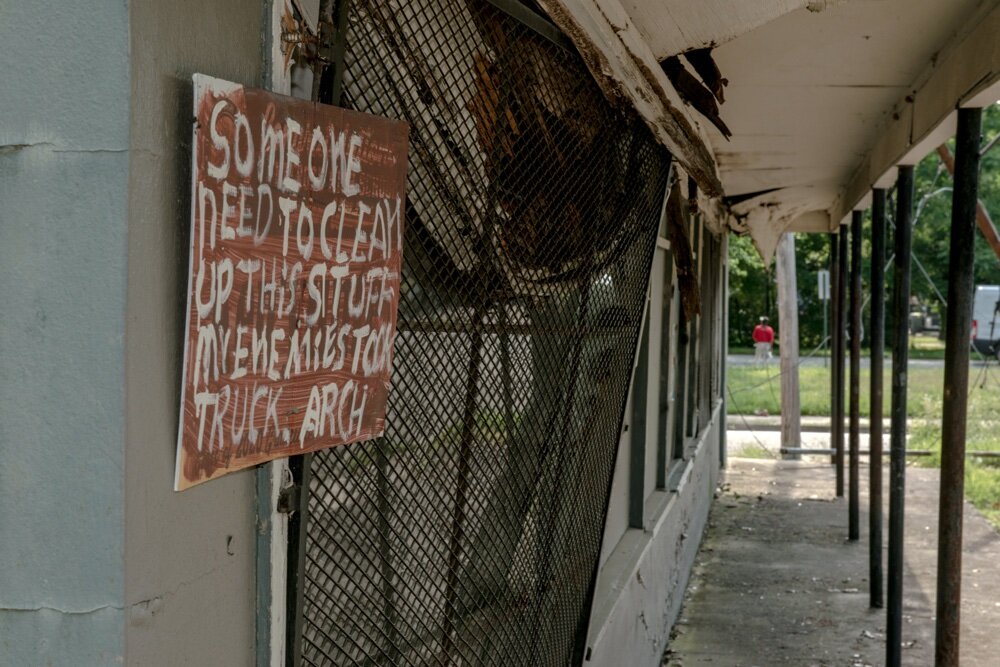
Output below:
[300,1,670,664]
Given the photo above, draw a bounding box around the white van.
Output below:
[972,285,1000,356]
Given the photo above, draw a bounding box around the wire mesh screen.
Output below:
[300,1,672,664]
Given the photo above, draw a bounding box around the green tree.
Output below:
[727,233,774,348]
[728,101,1000,348]
[909,102,1000,314]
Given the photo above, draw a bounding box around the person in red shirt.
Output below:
[752,316,775,364]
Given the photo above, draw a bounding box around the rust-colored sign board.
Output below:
[175,74,409,490]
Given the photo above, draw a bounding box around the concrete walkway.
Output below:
[663,458,1000,666]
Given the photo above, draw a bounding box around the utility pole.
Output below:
[776,232,801,459]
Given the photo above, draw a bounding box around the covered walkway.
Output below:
[664,459,1000,666]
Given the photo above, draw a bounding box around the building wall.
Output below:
[123,1,265,663]
[585,410,721,665]
[585,219,726,666]
[0,2,131,663]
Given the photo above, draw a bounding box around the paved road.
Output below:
[726,353,981,368]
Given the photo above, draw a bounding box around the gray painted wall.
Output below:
[0,0,128,665]
[586,409,721,665]
[2,1,268,663]
[0,1,130,664]
[124,1,266,664]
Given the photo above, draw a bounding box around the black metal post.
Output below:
[849,210,863,541]
[869,188,887,609]
[284,452,312,667]
[935,106,982,667]
[720,240,729,469]
[835,230,848,496]
[887,165,914,667]
[829,233,842,492]
[286,6,351,662]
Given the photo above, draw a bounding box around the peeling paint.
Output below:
[535,0,723,195]
[0,604,125,616]
[0,143,34,155]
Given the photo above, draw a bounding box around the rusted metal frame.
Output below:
[328,0,353,106]
[484,0,575,52]
[869,188,887,609]
[397,319,631,336]
[887,164,914,667]
[575,159,674,664]
[284,450,312,667]
[935,106,983,667]
[533,262,593,661]
[849,211,863,541]
[833,230,848,496]
[442,304,487,663]
[285,4,352,662]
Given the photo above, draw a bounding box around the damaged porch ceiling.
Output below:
[615,0,987,260]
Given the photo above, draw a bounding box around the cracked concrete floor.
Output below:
[663,458,1000,666]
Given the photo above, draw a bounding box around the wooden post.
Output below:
[776,232,801,459]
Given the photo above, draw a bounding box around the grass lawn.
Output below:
[728,360,1000,529]
[729,334,948,360]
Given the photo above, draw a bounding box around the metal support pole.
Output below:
[935,106,982,667]
[870,188,887,609]
[285,7,351,661]
[721,235,729,468]
[284,450,312,667]
[849,211,863,541]
[835,230,848,495]
[887,165,914,667]
[829,233,843,491]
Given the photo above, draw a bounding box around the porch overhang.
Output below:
[537,0,1000,262]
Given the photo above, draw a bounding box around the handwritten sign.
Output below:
[174,74,409,490]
